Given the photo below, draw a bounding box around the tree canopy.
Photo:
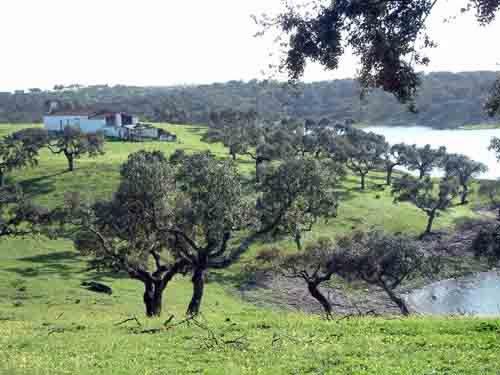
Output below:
[264,0,500,105]
[65,149,342,317]
[392,175,459,236]
[405,144,447,179]
[342,128,387,190]
[0,128,48,186]
[47,126,105,171]
[443,153,488,204]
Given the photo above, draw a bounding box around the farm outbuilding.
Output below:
[43,110,176,142]
[43,110,139,138]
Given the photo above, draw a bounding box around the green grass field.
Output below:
[1,123,499,374]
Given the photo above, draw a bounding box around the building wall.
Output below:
[102,126,127,138]
[43,116,107,133]
[80,119,107,133]
[43,116,89,131]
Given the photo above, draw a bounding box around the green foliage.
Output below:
[382,143,413,185]
[335,230,437,315]
[392,175,460,235]
[0,123,495,374]
[0,128,48,185]
[202,110,259,160]
[47,126,105,171]
[259,157,342,250]
[69,150,184,316]
[443,154,488,204]
[1,73,500,128]
[405,144,447,179]
[478,179,500,208]
[343,128,387,189]
[472,210,500,264]
[265,0,499,103]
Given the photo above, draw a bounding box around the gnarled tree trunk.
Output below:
[307,281,332,317]
[380,281,409,316]
[187,267,205,316]
[460,186,469,205]
[143,280,165,317]
[294,232,302,251]
[360,173,366,190]
[386,165,394,185]
[424,211,436,236]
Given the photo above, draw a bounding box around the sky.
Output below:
[1,0,499,91]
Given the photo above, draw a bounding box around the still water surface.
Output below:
[405,271,500,316]
[365,126,500,179]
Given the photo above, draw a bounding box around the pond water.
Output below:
[405,271,500,316]
[364,126,500,179]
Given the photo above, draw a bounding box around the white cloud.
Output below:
[0,0,498,91]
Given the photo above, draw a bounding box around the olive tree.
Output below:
[472,210,500,264]
[479,180,500,208]
[0,185,50,238]
[392,175,459,236]
[382,143,412,185]
[270,238,341,317]
[443,154,487,205]
[261,158,342,250]
[47,126,105,171]
[343,128,387,190]
[202,110,259,161]
[335,231,435,316]
[67,151,188,317]
[0,128,48,186]
[406,144,447,179]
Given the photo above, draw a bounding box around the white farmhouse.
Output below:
[43,110,140,139]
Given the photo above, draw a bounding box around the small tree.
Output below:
[0,128,48,186]
[406,144,447,179]
[272,238,340,317]
[336,231,435,316]
[443,154,487,205]
[262,158,343,250]
[392,175,459,236]
[343,129,387,190]
[0,185,50,237]
[473,210,500,264]
[66,151,188,317]
[202,110,259,161]
[382,143,412,185]
[479,180,500,208]
[47,126,105,171]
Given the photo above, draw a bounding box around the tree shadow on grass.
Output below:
[5,250,128,282]
[334,188,357,202]
[5,251,82,279]
[19,171,68,198]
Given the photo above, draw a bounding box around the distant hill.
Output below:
[1,71,499,129]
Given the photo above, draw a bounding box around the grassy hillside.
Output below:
[1,123,498,375]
